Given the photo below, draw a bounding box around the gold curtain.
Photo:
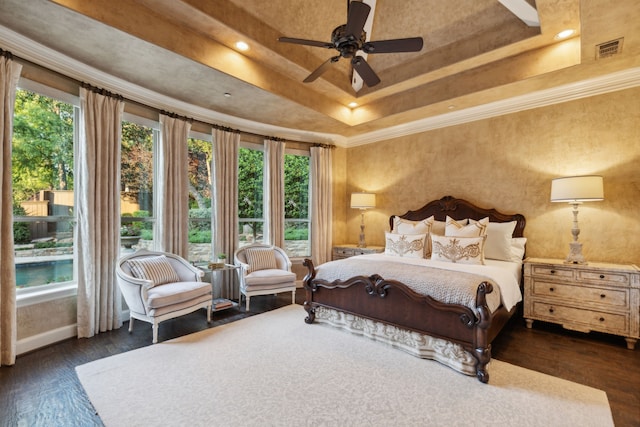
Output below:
[76,85,124,338]
[0,49,22,366]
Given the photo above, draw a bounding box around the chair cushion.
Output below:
[244,269,296,288]
[127,255,180,287]
[145,280,211,309]
[245,248,277,273]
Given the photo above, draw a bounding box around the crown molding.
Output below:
[2,24,639,149]
[345,65,640,147]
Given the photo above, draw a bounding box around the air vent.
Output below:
[596,38,623,59]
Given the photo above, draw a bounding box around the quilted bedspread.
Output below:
[314,254,523,313]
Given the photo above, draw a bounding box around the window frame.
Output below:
[283,147,311,259]
[120,112,159,254]
[14,79,80,307]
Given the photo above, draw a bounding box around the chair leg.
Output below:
[152,322,158,344]
[245,296,250,311]
[207,305,212,323]
[291,289,296,304]
[128,316,134,333]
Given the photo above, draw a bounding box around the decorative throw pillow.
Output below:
[430,234,486,265]
[480,221,517,261]
[392,216,434,256]
[127,255,180,287]
[385,232,427,258]
[446,216,488,237]
[392,215,434,235]
[245,248,278,273]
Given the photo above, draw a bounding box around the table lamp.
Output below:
[550,175,604,264]
[350,192,376,248]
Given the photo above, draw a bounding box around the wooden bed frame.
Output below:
[303,196,526,383]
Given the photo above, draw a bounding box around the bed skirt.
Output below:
[314,306,480,376]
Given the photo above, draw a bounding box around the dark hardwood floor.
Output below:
[1,293,639,426]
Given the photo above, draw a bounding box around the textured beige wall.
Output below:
[17,297,76,339]
[340,87,640,265]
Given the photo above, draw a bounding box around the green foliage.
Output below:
[33,241,73,249]
[188,229,211,243]
[13,204,30,244]
[12,89,74,203]
[284,154,309,219]
[188,138,212,209]
[284,228,308,241]
[189,208,211,232]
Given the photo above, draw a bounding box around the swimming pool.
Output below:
[15,259,74,288]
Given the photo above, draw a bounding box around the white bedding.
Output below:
[316,254,523,312]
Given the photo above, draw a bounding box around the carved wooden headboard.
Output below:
[389,195,526,238]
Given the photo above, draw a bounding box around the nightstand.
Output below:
[523,258,640,349]
[332,244,384,260]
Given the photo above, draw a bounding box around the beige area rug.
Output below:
[76,305,613,427]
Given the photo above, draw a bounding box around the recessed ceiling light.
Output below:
[447,105,456,110]
[224,93,231,98]
[348,102,358,108]
[235,41,249,51]
[554,29,575,40]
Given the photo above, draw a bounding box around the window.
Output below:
[284,151,310,257]
[120,117,156,254]
[13,84,78,292]
[238,144,264,247]
[187,134,213,262]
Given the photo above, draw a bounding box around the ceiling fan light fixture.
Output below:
[554,29,575,40]
[235,41,249,51]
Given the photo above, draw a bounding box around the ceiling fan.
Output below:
[278,1,423,87]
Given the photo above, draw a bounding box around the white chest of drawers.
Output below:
[523,258,640,349]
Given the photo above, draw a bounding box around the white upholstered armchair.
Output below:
[234,244,297,311]
[116,249,212,343]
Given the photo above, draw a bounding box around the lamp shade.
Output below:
[350,192,376,209]
[550,175,604,202]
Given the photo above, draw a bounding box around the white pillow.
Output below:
[430,234,486,265]
[431,218,467,236]
[481,221,517,261]
[392,215,434,235]
[446,216,488,237]
[127,255,180,288]
[385,232,427,258]
[510,237,527,262]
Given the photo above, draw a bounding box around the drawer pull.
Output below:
[599,317,605,322]
[599,274,605,279]
[549,287,555,292]
[549,307,554,313]
[600,294,606,299]
[550,270,556,274]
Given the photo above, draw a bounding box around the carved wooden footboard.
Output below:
[303,259,514,383]
[302,196,525,383]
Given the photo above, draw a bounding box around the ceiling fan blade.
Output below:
[351,56,380,87]
[345,1,370,39]
[362,37,424,54]
[304,56,341,83]
[278,37,333,49]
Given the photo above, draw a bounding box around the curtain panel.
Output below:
[264,139,285,248]
[156,114,191,258]
[76,86,124,339]
[0,50,21,366]
[212,128,240,299]
[310,146,333,265]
